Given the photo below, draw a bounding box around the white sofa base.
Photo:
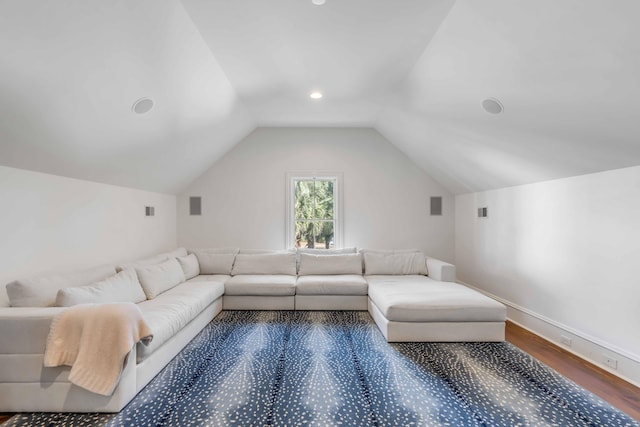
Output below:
[295,295,367,311]
[0,347,138,413]
[0,296,223,413]
[223,295,295,310]
[368,299,505,342]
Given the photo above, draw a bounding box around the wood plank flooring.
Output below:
[1,321,638,423]
[506,320,640,421]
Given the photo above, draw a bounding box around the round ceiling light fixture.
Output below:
[312,0,326,5]
[481,98,504,115]
[310,91,323,99]
[132,97,154,114]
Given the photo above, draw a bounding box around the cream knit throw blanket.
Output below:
[44,302,153,396]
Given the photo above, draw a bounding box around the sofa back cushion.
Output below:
[55,269,146,306]
[296,247,357,270]
[298,253,363,275]
[176,254,200,280]
[297,247,357,255]
[193,252,236,275]
[135,258,185,299]
[189,247,239,255]
[6,264,117,307]
[358,248,421,255]
[363,251,428,275]
[231,253,296,276]
[239,248,293,254]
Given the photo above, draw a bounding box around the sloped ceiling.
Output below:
[1,0,639,195]
[0,1,255,194]
[376,0,640,194]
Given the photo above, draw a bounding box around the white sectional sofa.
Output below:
[0,246,506,413]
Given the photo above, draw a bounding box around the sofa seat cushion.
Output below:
[187,274,231,283]
[366,275,506,323]
[224,275,296,296]
[296,275,368,295]
[136,280,224,361]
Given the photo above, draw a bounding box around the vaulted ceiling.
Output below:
[1,0,639,195]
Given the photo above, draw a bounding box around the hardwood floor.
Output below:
[1,322,638,423]
[506,320,640,421]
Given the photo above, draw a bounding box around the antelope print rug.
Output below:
[4,311,638,427]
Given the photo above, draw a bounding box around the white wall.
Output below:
[178,128,454,261]
[456,165,640,385]
[0,166,177,306]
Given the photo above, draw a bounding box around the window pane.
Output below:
[295,220,315,248]
[314,221,334,249]
[314,180,334,219]
[294,180,314,220]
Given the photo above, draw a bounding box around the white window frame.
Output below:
[286,171,343,249]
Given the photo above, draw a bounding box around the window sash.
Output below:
[286,172,343,249]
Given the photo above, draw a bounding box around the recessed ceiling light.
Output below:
[312,0,326,5]
[481,98,503,114]
[310,91,323,99]
[132,97,154,114]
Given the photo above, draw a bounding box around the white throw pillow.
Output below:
[6,264,117,307]
[135,258,185,299]
[177,254,200,280]
[55,269,146,307]
[193,252,236,275]
[364,252,428,275]
[116,254,168,273]
[298,253,363,275]
[231,253,296,275]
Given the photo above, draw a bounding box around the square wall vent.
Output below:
[190,197,202,216]
[430,197,442,216]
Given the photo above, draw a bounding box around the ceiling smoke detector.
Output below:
[312,0,326,5]
[481,98,503,114]
[132,97,154,114]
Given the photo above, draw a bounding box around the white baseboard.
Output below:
[458,280,640,388]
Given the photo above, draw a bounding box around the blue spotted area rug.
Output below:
[5,311,638,427]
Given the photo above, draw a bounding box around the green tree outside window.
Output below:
[294,179,335,249]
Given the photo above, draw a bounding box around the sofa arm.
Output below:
[0,307,66,354]
[426,257,456,282]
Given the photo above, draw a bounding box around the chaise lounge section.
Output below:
[367,275,506,342]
